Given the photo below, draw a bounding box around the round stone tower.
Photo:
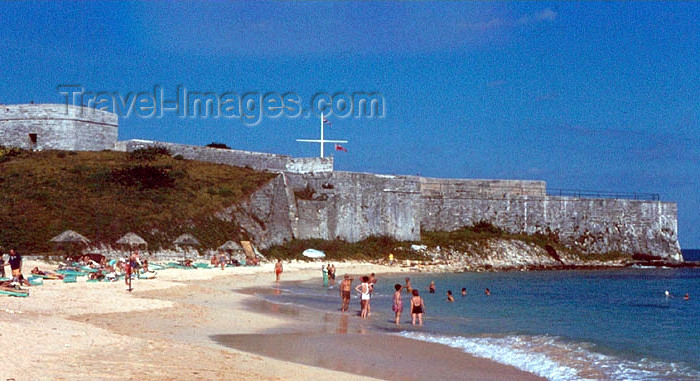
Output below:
[0,104,118,151]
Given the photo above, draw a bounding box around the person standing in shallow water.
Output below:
[355,276,371,319]
[392,284,403,325]
[410,289,425,326]
[428,281,436,294]
[322,264,329,287]
[274,259,283,282]
[328,264,336,284]
[404,277,413,294]
[339,274,353,312]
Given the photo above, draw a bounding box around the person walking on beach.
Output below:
[410,289,425,326]
[125,255,133,291]
[355,276,371,318]
[392,284,403,325]
[219,251,227,270]
[340,274,353,312]
[274,259,283,282]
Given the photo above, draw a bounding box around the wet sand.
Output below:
[214,332,543,381]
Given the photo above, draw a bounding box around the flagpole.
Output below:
[295,113,347,158]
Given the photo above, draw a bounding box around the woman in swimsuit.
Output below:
[355,276,371,318]
[410,289,425,326]
[392,284,403,325]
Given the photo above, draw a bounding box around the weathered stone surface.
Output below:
[0,104,118,151]
[235,173,681,261]
[116,139,333,174]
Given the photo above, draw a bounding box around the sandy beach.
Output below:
[1,259,543,380]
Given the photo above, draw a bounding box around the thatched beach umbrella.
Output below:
[49,230,90,259]
[218,240,242,252]
[174,234,199,246]
[218,240,244,264]
[116,232,148,248]
[50,230,90,244]
[173,234,200,260]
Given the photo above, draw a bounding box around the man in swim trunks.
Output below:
[339,274,353,312]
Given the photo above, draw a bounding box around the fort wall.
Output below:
[115,139,333,174]
[235,173,681,260]
[0,104,117,151]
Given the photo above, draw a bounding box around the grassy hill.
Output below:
[0,147,275,255]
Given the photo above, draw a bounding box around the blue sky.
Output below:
[1,2,698,248]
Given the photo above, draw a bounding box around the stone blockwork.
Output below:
[234,173,681,260]
[225,171,422,248]
[115,139,333,174]
[421,184,682,260]
[0,104,117,151]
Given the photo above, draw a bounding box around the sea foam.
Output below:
[396,332,700,381]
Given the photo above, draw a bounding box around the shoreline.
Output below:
[1,259,544,380]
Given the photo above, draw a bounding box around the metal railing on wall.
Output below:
[547,188,660,201]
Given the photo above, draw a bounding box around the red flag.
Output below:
[335,144,347,152]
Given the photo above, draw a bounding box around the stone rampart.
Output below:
[233,172,681,260]
[420,177,546,198]
[0,104,118,151]
[116,139,333,174]
[227,171,421,248]
[420,180,681,260]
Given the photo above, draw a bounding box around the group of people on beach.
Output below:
[322,263,336,287]
[0,248,152,292]
[211,252,259,270]
[333,274,501,326]
[336,272,428,325]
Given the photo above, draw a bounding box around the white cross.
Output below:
[296,113,348,158]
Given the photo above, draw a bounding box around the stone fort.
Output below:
[0,104,682,260]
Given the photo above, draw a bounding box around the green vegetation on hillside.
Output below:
[0,148,275,254]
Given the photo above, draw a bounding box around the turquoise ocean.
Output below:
[260,250,700,380]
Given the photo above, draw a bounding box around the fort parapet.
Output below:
[114,139,333,174]
[0,104,117,151]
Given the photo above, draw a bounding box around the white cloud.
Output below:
[463,8,557,31]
